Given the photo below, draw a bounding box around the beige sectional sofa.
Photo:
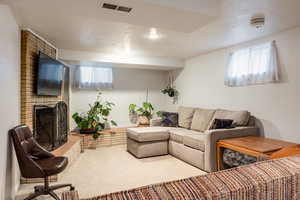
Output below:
[127,106,259,172]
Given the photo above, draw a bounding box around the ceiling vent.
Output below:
[102,3,118,10]
[102,2,132,13]
[250,14,265,29]
[117,6,132,13]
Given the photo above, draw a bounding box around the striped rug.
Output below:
[63,156,300,200]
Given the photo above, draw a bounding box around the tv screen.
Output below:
[37,52,64,96]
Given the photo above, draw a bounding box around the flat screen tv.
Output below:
[37,52,64,96]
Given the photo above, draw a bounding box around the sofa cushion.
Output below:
[178,106,196,129]
[183,134,205,152]
[211,109,250,126]
[191,108,216,132]
[169,128,191,143]
[127,127,169,142]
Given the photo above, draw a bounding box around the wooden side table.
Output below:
[216,136,297,170]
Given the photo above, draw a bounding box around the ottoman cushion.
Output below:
[127,127,169,142]
[127,138,168,158]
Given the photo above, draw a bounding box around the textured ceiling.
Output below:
[7,0,300,60]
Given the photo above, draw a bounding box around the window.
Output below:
[225,41,279,87]
[74,66,113,89]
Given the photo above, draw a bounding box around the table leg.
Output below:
[216,144,223,171]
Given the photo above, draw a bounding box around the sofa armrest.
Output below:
[150,118,162,127]
[203,126,259,172]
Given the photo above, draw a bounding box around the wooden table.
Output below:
[216,136,297,170]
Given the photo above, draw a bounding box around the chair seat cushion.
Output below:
[36,156,68,176]
[127,127,169,142]
[183,134,206,151]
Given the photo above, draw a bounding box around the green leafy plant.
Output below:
[72,92,117,140]
[161,86,179,98]
[129,102,154,119]
[156,111,162,117]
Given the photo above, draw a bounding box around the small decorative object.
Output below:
[161,73,179,104]
[129,102,154,125]
[72,92,117,141]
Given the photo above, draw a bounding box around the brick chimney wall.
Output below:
[20,30,64,130]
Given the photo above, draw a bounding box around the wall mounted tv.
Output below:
[37,52,64,96]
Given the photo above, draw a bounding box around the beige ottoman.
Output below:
[127,127,169,158]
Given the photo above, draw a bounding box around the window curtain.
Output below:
[225,41,279,87]
[74,66,113,89]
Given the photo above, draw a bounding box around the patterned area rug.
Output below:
[63,156,300,200]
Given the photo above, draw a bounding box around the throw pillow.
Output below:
[161,111,178,127]
[211,109,250,126]
[210,118,234,129]
[178,106,196,129]
[190,108,216,132]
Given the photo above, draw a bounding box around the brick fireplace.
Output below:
[20,30,70,137]
[20,30,71,183]
[34,101,68,151]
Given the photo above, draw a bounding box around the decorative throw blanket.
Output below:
[62,156,300,200]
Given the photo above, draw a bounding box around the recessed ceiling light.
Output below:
[125,44,131,54]
[148,28,159,40]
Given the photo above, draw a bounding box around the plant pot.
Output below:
[138,116,150,125]
[79,128,97,134]
[168,91,175,97]
[129,112,138,124]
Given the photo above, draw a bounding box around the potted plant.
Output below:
[72,92,117,142]
[129,104,138,124]
[161,86,179,98]
[129,102,154,125]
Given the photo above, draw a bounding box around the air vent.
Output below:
[250,14,265,29]
[117,6,132,13]
[102,3,118,10]
[102,2,132,13]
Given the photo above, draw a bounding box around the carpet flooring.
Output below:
[16,145,206,199]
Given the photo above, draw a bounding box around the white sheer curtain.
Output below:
[74,66,113,89]
[225,41,279,87]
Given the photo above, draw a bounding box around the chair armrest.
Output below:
[150,118,162,127]
[203,126,259,172]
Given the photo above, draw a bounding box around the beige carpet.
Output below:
[16,145,206,199]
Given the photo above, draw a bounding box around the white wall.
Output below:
[0,4,20,200]
[70,67,167,128]
[167,27,300,143]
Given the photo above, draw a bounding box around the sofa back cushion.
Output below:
[211,109,250,127]
[178,106,196,129]
[190,108,216,132]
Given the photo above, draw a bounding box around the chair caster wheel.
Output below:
[70,186,75,191]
